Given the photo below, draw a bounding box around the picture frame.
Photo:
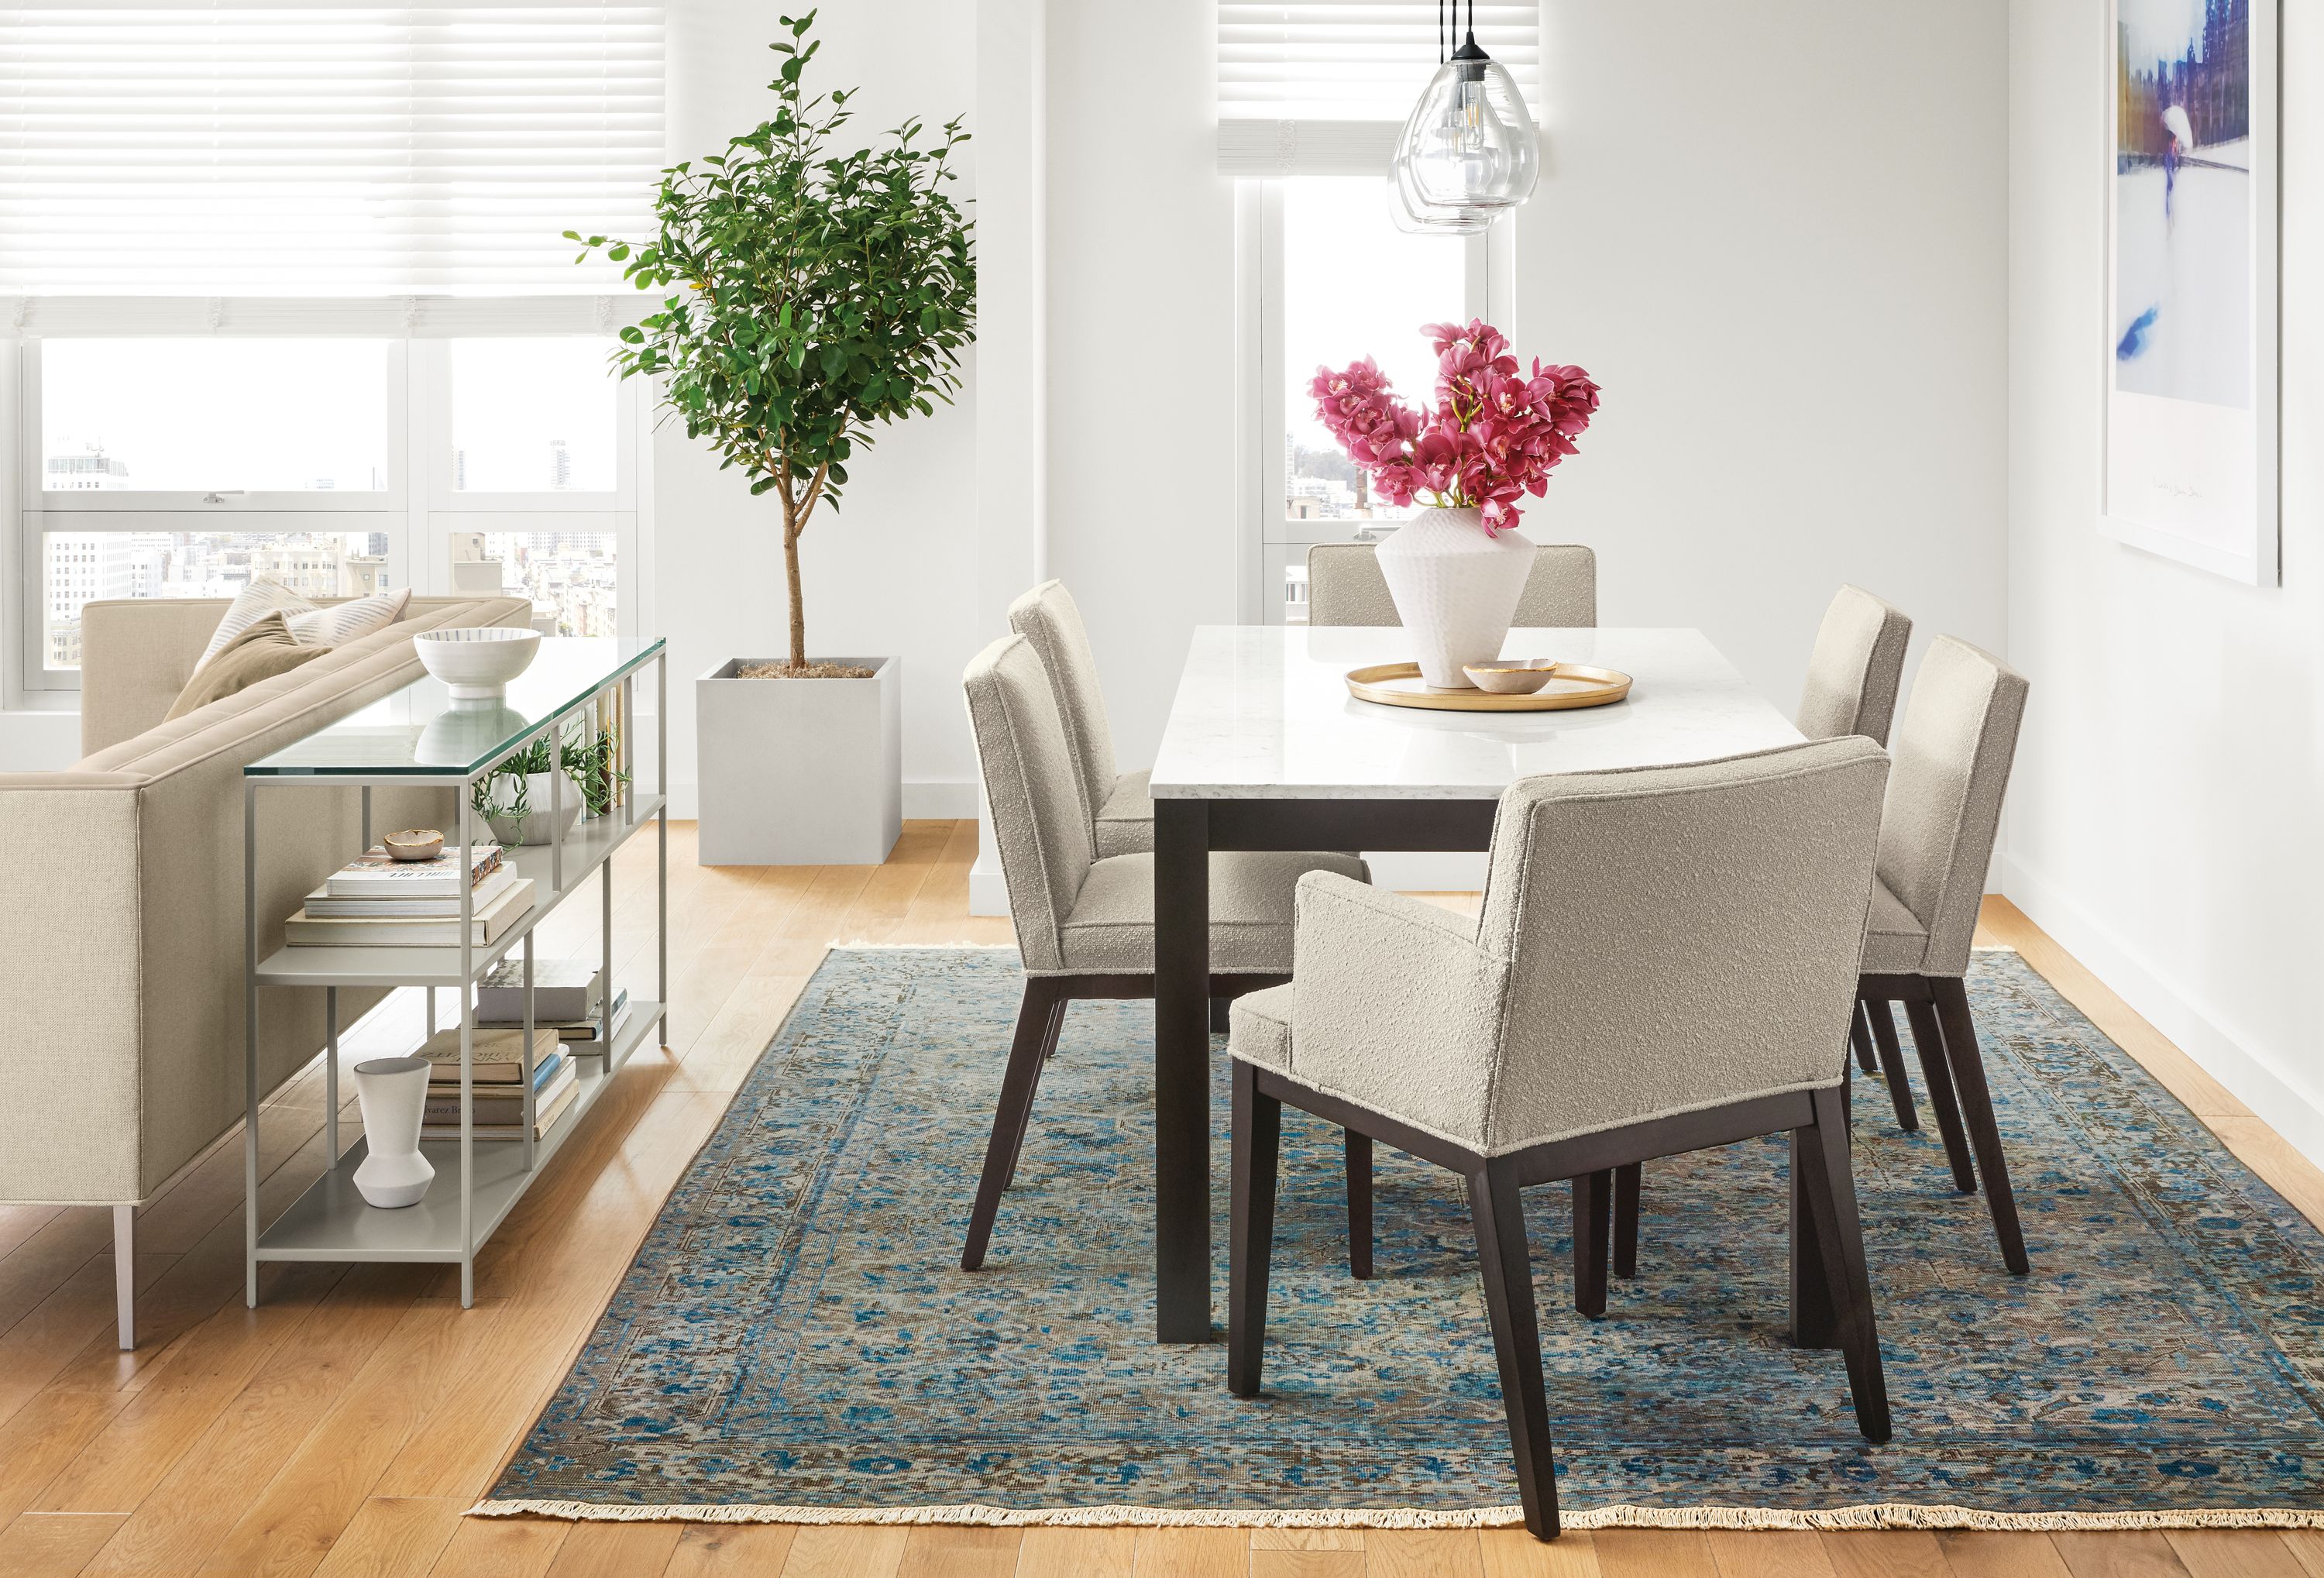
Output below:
[2100,0,2280,586]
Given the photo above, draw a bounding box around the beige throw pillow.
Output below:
[288,586,410,646]
[199,579,315,664]
[166,613,332,721]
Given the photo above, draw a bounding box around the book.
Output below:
[477,990,630,1043]
[421,1062,575,1126]
[409,1025,562,1084]
[426,1051,565,1097]
[422,1078,579,1142]
[325,842,502,901]
[284,878,533,947]
[475,959,601,1024]
[301,866,518,920]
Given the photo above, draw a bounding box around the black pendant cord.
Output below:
[1438,0,1445,64]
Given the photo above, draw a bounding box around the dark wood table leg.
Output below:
[1153,797,1213,1343]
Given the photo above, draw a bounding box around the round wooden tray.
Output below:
[1344,662,1633,713]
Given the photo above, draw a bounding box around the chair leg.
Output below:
[1850,1002,1879,1075]
[1229,1061,1282,1395]
[113,1205,136,1351]
[1902,996,1977,1194]
[1794,1085,1893,1442]
[1469,1160,1560,1540]
[1932,977,2031,1277]
[1000,999,1067,1190]
[1865,998,1920,1133]
[1570,1169,1611,1318]
[961,981,1064,1272]
[1209,996,1232,1034]
[1612,1163,1640,1279]
[1344,1129,1373,1280]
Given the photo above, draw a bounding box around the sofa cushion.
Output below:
[164,614,330,722]
[199,579,312,664]
[287,586,410,647]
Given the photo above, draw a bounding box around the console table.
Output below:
[242,637,669,1308]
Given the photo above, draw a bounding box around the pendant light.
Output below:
[1390,0,1539,222]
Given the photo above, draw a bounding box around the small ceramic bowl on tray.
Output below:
[414,627,541,700]
[1461,658,1562,696]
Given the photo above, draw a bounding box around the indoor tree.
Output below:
[572,10,974,674]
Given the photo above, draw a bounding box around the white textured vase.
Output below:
[1373,507,1538,687]
[352,1057,435,1208]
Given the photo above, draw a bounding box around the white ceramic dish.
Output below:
[415,627,541,700]
[1461,658,1562,696]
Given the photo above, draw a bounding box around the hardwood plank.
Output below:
[662,1521,799,1577]
[1934,1531,2075,1578]
[0,1512,127,1578]
[1253,1529,1367,1549]
[1367,1528,1485,1578]
[1478,1526,1600,1577]
[308,1497,467,1578]
[1820,1530,1949,1578]
[1594,1529,1718,1578]
[0,1205,63,1263]
[428,1514,572,1577]
[545,1520,686,1578]
[745,865,878,978]
[667,973,810,1095]
[2164,1531,2310,1578]
[2282,1532,2324,1578]
[1013,1527,1136,1578]
[1130,1526,1249,1578]
[1707,1529,1840,1578]
[896,1525,1023,1578]
[2051,1532,2194,1578]
[2203,1116,2324,1229]
[1252,1549,1367,1578]
[0,1387,137,1532]
[780,1525,911,1578]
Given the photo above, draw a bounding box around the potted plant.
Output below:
[472,717,627,846]
[572,9,973,864]
[1310,321,1599,686]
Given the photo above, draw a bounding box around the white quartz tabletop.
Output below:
[1149,626,1805,799]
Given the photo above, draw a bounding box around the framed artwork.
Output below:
[2102,0,2280,586]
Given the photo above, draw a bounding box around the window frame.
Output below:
[9,304,645,696]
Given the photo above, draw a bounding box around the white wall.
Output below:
[2004,0,2324,1160]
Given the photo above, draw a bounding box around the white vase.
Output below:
[484,769,583,847]
[1373,506,1538,687]
[352,1057,435,1208]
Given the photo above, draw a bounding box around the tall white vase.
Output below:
[352,1057,435,1208]
[1373,506,1538,687]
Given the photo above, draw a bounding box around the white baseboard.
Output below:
[1998,851,2324,1171]
[665,779,978,823]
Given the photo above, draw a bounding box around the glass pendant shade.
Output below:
[1385,158,1489,235]
[1394,36,1539,214]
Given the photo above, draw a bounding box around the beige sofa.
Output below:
[0,593,531,1346]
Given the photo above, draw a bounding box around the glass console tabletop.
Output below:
[247,636,665,779]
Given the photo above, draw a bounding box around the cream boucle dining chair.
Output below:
[960,633,1371,1273]
[1305,541,1597,627]
[1008,580,1152,857]
[1226,738,1893,1541]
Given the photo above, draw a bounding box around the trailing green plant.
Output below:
[471,719,629,827]
[569,9,974,673]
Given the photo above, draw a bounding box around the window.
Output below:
[18,330,639,688]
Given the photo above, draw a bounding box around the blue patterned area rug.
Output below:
[477,947,2324,1532]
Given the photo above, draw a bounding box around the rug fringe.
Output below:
[464,1499,2324,1532]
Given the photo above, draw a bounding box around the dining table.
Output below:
[1143,624,1808,1343]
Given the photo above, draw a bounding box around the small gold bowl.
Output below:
[383,828,444,862]
[1462,658,1562,696]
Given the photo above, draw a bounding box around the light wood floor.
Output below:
[1,820,2319,1578]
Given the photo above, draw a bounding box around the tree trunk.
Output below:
[782,521,806,671]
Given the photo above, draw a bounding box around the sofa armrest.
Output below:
[79,600,224,758]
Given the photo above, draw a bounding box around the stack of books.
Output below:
[287,842,534,948]
[474,961,628,1053]
[414,1025,576,1142]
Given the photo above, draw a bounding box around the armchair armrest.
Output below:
[1287,872,1511,1150]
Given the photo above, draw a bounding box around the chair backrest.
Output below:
[1472,738,1889,1152]
[962,634,1097,972]
[1875,636,2028,977]
[1796,585,1913,744]
[1305,541,1597,627]
[1007,580,1119,829]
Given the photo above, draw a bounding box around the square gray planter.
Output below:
[696,656,901,866]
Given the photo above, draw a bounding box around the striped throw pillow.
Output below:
[198,579,315,665]
[286,586,411,647]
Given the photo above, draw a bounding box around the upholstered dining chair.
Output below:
[1226,740,1894,1541]
[1009,580,1151,857]
[960,633,1371,1272]
[1305,541,1597,627]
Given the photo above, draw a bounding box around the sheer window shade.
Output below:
[1217,1,1538,175]
[0,3,665,296]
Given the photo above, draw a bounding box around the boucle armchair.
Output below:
[1007,579,1153,858]
[1226,738,1893,1541]
[959,633,1369,1272]
[1305,541,1597,627]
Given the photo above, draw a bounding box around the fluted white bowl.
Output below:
[415,627,540,699]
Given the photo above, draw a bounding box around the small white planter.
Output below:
[696,656,901,865]
[1373,507,1538,687]
[481,770,584,847]
[352,1057,434,1208]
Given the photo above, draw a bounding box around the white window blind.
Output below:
[0,3,665,297]
[1217,2,1539,175]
